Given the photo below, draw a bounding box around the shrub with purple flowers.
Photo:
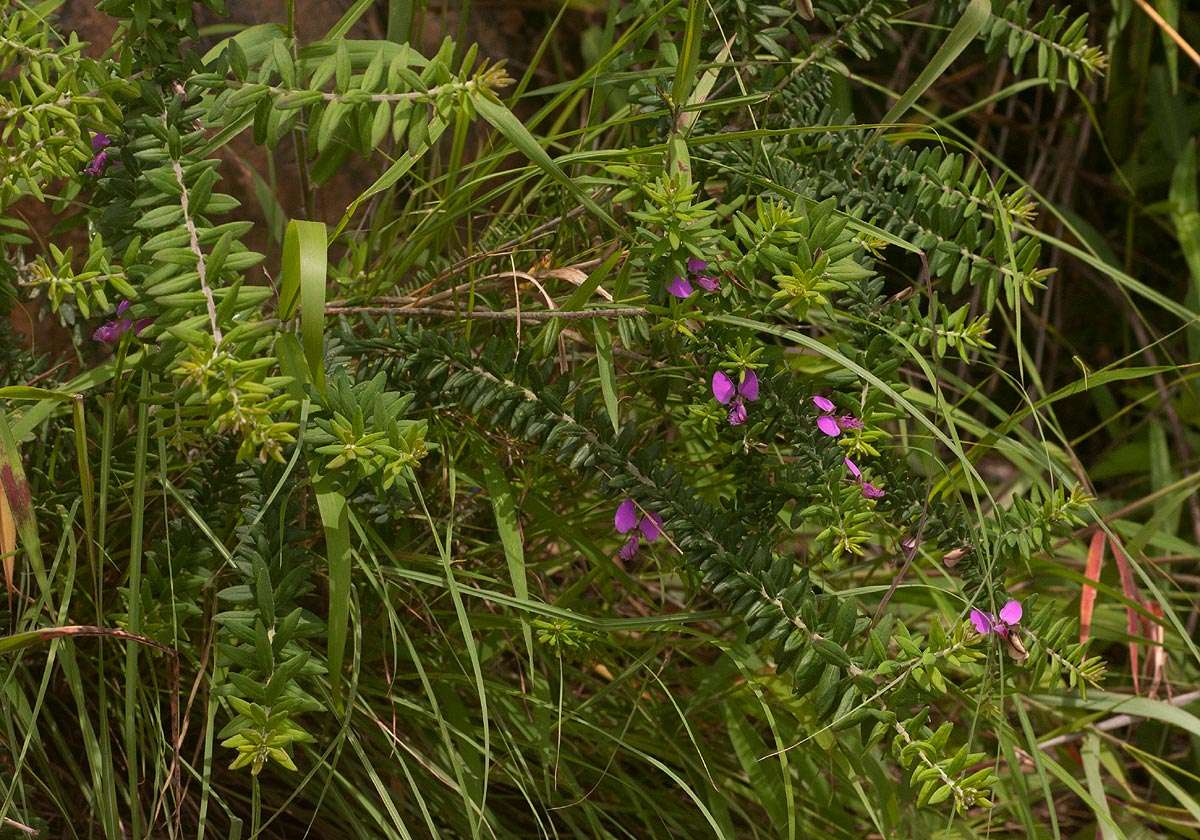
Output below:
[1,0,1190,837]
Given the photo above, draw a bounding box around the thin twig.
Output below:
[327,305,646,321]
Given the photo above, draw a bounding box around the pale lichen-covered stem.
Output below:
[171,160,223,344]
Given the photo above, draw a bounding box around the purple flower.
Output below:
[93,300,150,344]
[968,608,992,635]
[812,395,863,437]
[83,134,115,176]
[667,275,694,299]
[712,371,736,404]
[816,415,841,437]
[92,318,129,343]
[970,599,1022,637]
[713,369,760,426]
[728,401,747,425]
[84,149,110,177]
[680,256,720,293]
[842,456,884,499]
[615,498,663,560]
[738,370,759,401]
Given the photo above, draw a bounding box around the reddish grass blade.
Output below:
[1112,541,1144,694]
[1080,530,1106,643]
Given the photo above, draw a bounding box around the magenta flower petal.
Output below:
[619,535,640,561]
[116,299,130,316]
[84,150,110,176]
[640,511,663,542]
[666,275,693,299]
[728,401,748,426]
[92,323,117,343]
[738,370,759,401]
[843,457,861,480]
[861,482,885,499]
[816,415,841,437]
[998,600,1023,626]
[133,318,153,334]
[836,415,863,431]
[969,609,993,635]
[811,395,835,413]
[91,132,111,152]
[686,257,708,274]
[615,499,638,534]
[712,371,735,405]
[695,274,720,292]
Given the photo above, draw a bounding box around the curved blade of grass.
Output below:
[1034,691,1200,740]
[593,319,620,435]
[0,408,45,593]
[124,372,151,838]
[872,0,989,135]
[331,114,449,239]
[281,219,328,393]
[414,475,490,839]
[671,0,703,109]
[1082,734,1118,840]
[1169,139,1200,358]
[472,94,619,233]
[477,455,534,673]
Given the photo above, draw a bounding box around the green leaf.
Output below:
[671,0,704,111]
[1081,735,1118,840]
[331,113,449,238]
[1033,691,1200,741]
[315,481,351,713]
[593,319,620,435]
[477,457,533,670]
[1169,139,1200,360]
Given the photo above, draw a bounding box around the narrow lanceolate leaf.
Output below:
[1081,734,1118,840]
[593,319,620,434]
[0,485,12,596]
[478,456,534,669]
[1169,139,1200,360]
[0,626,173,657]
[315,480,352,713]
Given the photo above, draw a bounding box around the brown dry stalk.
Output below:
[1133,0,1200,69]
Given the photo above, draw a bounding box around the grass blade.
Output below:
[873,0,989,133]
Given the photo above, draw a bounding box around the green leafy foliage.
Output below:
[1,0,1196,837]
